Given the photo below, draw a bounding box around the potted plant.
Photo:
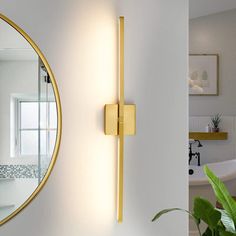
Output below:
[211,113,222,132]
[152,166,236,236]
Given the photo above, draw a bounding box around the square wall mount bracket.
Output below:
[104,104,136,136]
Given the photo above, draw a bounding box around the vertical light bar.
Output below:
[104,16,135,222]
[117,16,124,223]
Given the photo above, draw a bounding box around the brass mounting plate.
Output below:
[104,104,136,135]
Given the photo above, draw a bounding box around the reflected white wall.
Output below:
[0,61,38,164]
[0,178,37,221]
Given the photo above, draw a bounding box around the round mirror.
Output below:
[0,14,61,225]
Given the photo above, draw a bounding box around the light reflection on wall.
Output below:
[52,2,118,233]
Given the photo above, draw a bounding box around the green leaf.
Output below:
[203,227,213,236]
[152,208,191,222]
[219,230,236,236]
[194,197,221,229]
[152,208,202,236]
[204,166,236,225]
[217,209,236,234]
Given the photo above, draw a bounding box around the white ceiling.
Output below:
[189,0,236,19]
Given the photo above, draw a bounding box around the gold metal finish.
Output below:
[124,105,136,135]
[189,132,228,140]
[104,16,136,223]
[104,104,136,135]
[0,13,62,226]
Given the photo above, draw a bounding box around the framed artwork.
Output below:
[189,54,219,96]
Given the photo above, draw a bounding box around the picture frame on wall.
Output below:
[189,54,219,96]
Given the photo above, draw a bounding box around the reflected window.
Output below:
[11,98,57,157]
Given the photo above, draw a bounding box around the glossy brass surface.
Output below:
[104,104,136,135]
[104,16,136,223]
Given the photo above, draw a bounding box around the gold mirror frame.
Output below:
[0,13,62,226]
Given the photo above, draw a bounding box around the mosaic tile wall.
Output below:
[0,165,48,178]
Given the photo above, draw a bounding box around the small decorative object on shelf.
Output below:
[205,124,211,132]
[211,113,222,132]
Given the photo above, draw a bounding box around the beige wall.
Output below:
[0,0,188,235]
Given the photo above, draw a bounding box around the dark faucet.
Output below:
[189,140,203,166]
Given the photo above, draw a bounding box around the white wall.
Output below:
[0,20,31,49]
[0,61,38,164]
[189,0,236,19]
[189,10,236,165]
[0,1,188,236]
[0,179,38,221]
[189,9,236,116]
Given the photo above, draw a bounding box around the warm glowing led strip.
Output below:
[117,16,124,223]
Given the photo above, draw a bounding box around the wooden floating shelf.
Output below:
[189,132,228,140]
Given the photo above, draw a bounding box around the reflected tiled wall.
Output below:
[0,164,48,178]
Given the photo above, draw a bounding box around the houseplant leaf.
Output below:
[219,229,236,236]
[152,208,201,235]
[203,227,213,236]
[194,197,221,229]
[217,209,236,234]
[152,208,192,222]
[204,166,236,225]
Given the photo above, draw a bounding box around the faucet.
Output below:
[189,140,203,166]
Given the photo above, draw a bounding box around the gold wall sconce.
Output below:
[104,16,136,223]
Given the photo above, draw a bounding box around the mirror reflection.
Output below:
[0,18,57,221]
[189,1,236,235]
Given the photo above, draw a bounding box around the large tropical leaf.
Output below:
[204,166,236,225]
[203,227,213,236]
[194,197,221,229]
[202,225,236,236]
[219,229,236,236]
[217,209,236,234]
[202,227,220,236]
